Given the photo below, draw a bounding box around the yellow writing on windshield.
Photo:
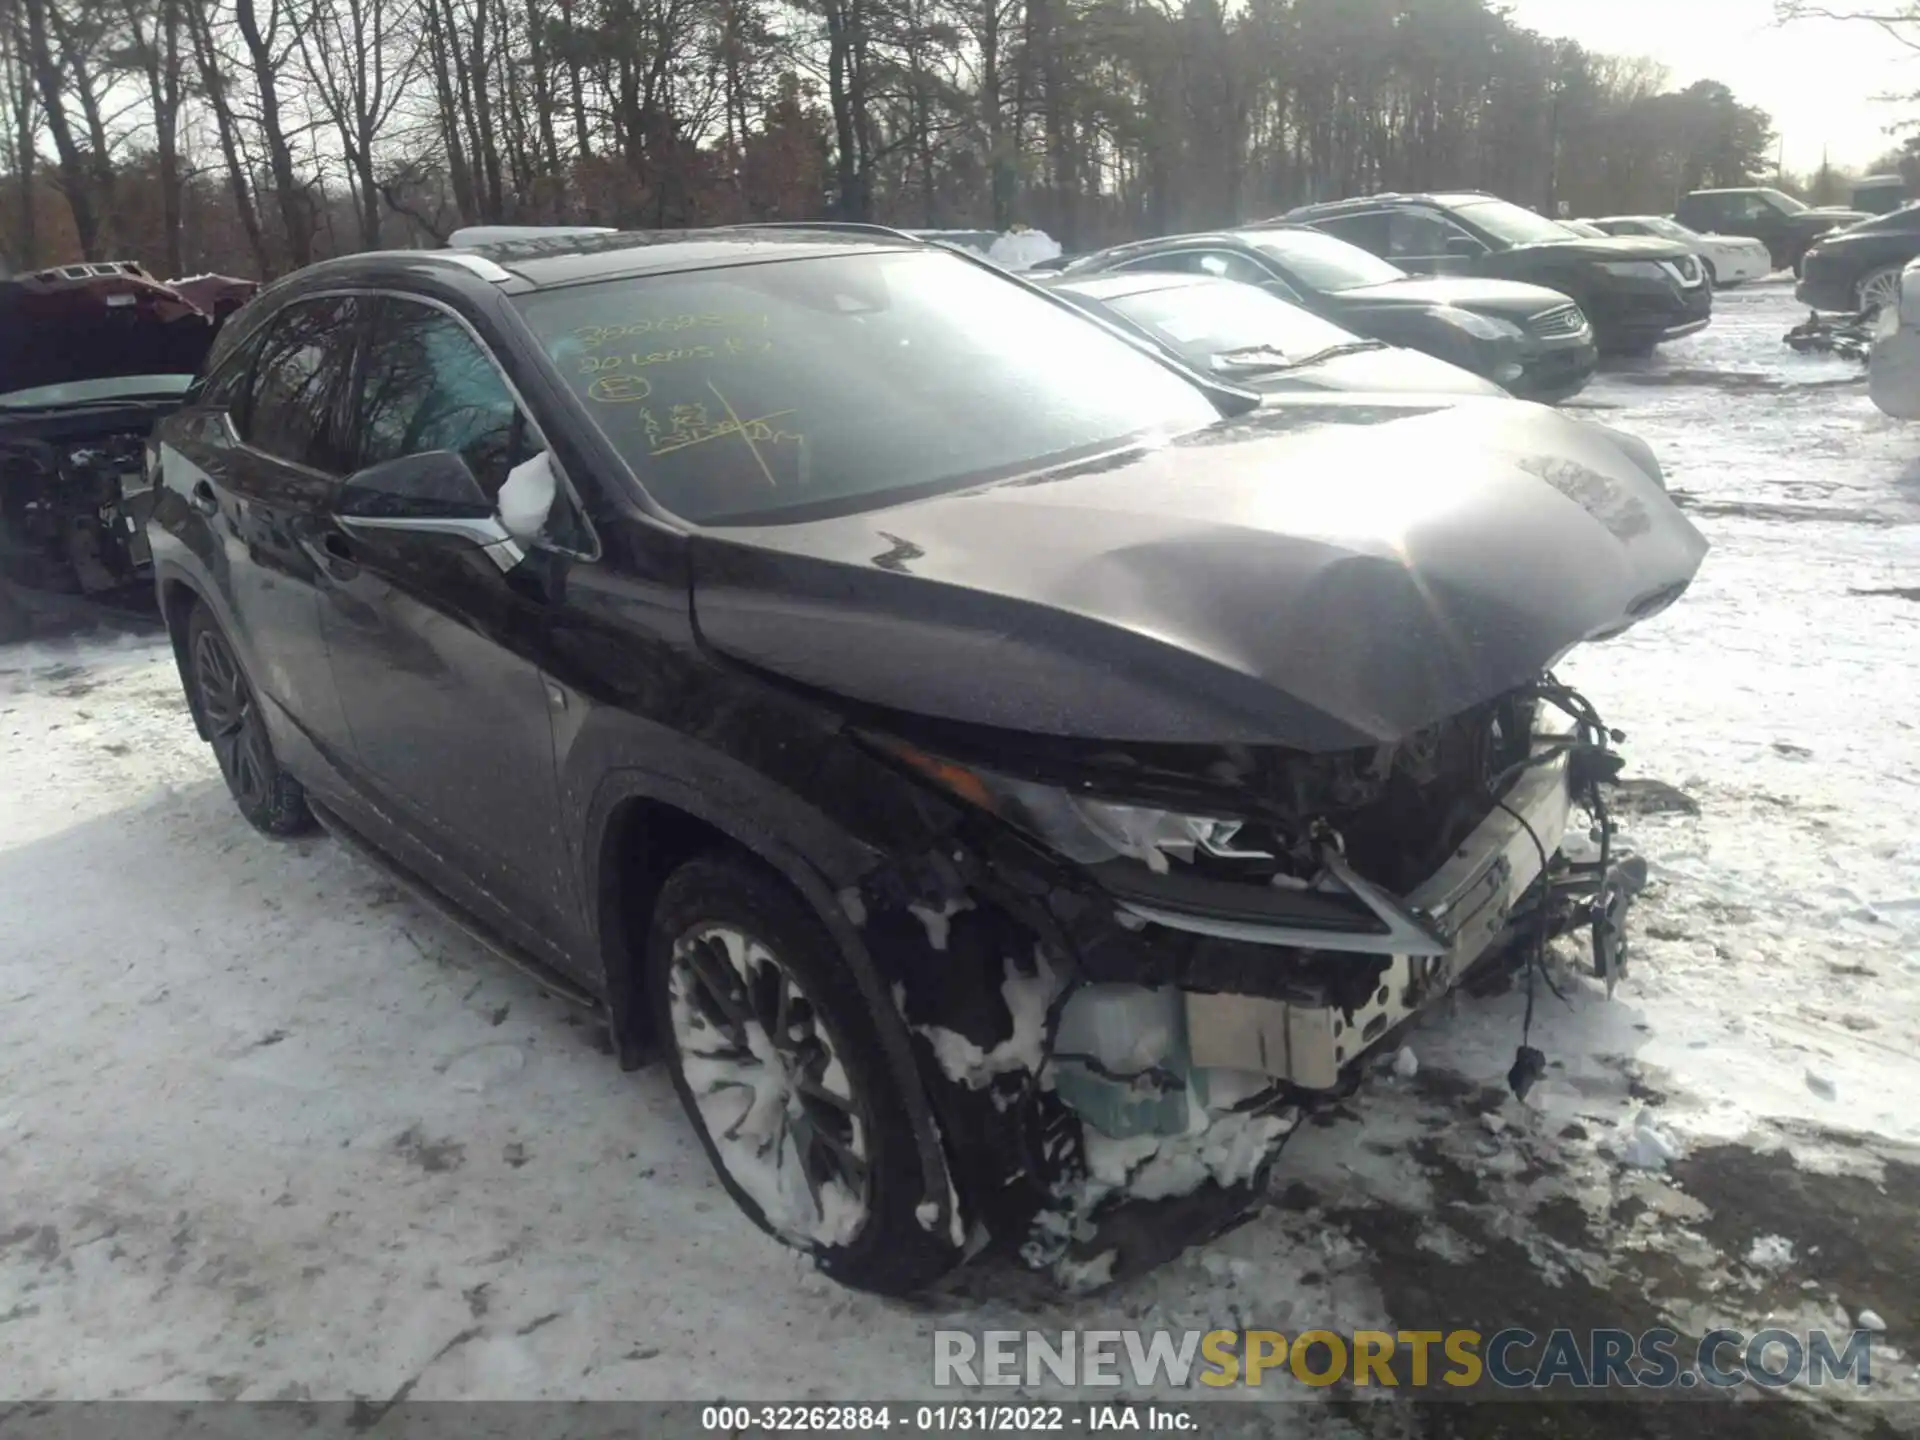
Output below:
[578,336,775,376]
[573,314,770,350]
[639,381,803,489]
[586,373,653,404]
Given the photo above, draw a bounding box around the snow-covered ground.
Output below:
[2,283,1916,1429]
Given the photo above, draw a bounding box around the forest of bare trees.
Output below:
[0,0,1787,281]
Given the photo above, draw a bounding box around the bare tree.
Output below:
[297,0,415,246]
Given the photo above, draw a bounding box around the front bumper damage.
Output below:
[1181,730,1581,1091]
[870,689,1645,1290]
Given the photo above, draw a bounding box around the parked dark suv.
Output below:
[1282,192,1713,356]
[147,228,1704,1297]
[1674,188,1870,273]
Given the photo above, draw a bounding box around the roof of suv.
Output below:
[274,226,922,296]
[1284,192,1498,217]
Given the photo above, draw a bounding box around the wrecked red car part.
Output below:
[0,263,222,603]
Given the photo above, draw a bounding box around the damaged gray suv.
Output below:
[147,227,1708,1295]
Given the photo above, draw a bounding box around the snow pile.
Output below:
[1079,1106,1297,1204]
[987,228,1063,271]
[1745,1234,1796,1271]
[1608,1109,1683,1171]
[906,897,973,952]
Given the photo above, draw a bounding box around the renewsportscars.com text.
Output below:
[933,1327,1875,1391]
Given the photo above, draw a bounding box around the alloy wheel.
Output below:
[193,626,271,811]
[667,922,875,1248]
[1860,268,1903,316]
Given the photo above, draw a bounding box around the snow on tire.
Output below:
[647,853,961,1295]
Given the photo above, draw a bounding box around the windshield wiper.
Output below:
[1210,339,1385,373]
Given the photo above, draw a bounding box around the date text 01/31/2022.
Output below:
[700,1404,1197,1432]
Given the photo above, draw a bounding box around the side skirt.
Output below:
[310,798,605,1014]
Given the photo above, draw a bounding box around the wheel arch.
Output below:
[583,766,965,1248]
[159,571,211,741]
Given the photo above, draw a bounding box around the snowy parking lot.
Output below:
[2,282,1917,1432]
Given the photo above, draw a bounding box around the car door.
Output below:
[318,292,580,952]
[162,294,365,778]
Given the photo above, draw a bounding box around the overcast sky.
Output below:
[1508,0,1916,174]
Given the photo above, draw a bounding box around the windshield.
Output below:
[516,250,1220,525]
[1637,217,1699,243]
[1761,189,1809,215]
[0,373,194,408]
[1101,280,1362,365]
[1244,232,1406,291]
[1452,199,1578,246]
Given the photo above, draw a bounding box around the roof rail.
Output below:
[727,220,925,243]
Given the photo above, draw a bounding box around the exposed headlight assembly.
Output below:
[878,738,1266,873]
[875,737,1454,957]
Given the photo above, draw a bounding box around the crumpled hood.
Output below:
[0,264,218,397]
[689,400,1709,753]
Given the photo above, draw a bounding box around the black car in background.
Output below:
[146,227,1703,1297]
[1795,205,1920,315]
[1060,228,1597,401]
[1675,188,1871,272]
[1045,270,1505,400]
[1281,192,1712,357]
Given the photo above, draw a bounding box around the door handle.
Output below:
[190,480,219,516]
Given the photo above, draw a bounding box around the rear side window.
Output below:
[350,297,537,499]
[1308,211,1391,254]
[241,296,361,473]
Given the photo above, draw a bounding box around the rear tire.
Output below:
[185,603,315,836]
[648,853,960,1296]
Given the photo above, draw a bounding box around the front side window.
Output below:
[242,296,361,472]
[1387,210,1479,258]
[515,249,1220,526]
[352,298,538,499]
[1190,250,1278,287]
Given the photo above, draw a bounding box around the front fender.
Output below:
[580,760,965,1250]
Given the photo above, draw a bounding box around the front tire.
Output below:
[185,604,314,836]
[648,853,960,1296]
[1859,265,1903,317]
